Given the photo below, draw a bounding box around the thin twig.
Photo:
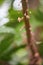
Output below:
[22,0,42,65]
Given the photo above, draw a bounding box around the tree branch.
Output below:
[22,0,42,65]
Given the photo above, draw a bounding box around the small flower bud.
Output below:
[18,17,21,22]
[24,13,26,16]
[29,11,32,14]
[26,15,30,19]
[34,53,39,58]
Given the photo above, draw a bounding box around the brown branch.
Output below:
[22,0,42,65]
[22,0,31,49]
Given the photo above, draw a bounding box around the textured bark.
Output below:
[22,0,41,65]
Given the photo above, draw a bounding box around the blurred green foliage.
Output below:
[0,0,5,5]
[0,0,43,65]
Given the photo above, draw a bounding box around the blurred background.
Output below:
[0,0,43,65]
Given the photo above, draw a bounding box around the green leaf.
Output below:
[0,0,5,5]
[9,47,28,65]
[0,34,14,58]
[0,26,15,34]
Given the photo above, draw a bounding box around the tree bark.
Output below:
[22,0,42,65]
